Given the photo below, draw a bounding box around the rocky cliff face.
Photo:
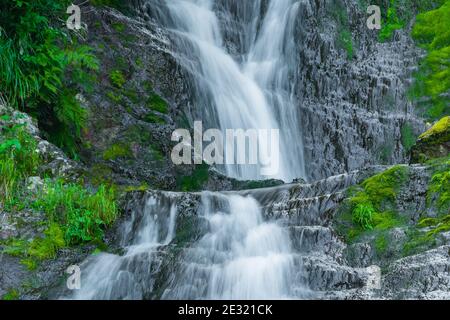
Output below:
[293,0,426,180]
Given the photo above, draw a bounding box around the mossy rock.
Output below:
[411,116,450,163]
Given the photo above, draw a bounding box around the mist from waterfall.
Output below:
[160,0,306,182]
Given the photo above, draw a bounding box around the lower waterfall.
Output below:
[70,192,308,300]
[162,193,300,299]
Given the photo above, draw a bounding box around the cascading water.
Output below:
[66,1,314,300]
[158,0,306,182]
[70,196,178,299]
[162,193,301,299]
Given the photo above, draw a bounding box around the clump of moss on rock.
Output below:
[411,116,450,163]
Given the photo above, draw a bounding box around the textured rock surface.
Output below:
[49,165,448,300]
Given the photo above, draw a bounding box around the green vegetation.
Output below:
[177,164,209,192]
[0,0,99,156]
[1,116,118,268]
[110,70,126,88]
[427,157,450,211]
[2,289,20,300]
[340,165,409,240]
[0,119,40,206]
[410,1,450,120]
[90,0,130,12]
[379,0,404,42]
[103,143,133,161]
[33,182,118,244]
[330,1,354,60]
[112,22,126,33]
[146,94,169,114]
[419,116,450,142]
[400,123,417,152]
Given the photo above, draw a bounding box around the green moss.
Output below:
[110,70,126,88]
[375,234,388,253]
[400,123,417,152]
[2,224,65,269]
[177,164,209,192]
[106,91,122,104]
[144,113,166,124]
[103,143,133,161]
[111,22,125,33]
[337,30,354,60]
[146,94,169,114]
[340,166,409,240]
[123,89,140,104]
[2,289,20,301]
[427,159,450,211]
[330,1,354,60]
[27,223,65,260]
[410,1,450,120]
[419,116,450,142]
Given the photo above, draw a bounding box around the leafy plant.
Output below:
[33,181,118,245]
[0,0,99,155]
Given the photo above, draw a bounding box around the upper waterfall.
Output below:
[153,0,306,182]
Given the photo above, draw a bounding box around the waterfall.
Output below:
[162,193,300,299]
[70,196,178,300]
[158,0,306,182]
[66,1,313,300]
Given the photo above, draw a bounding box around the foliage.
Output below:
[0,0,99,155]
[90,0,130,12]
[379,0,404,42]
[2,289,20,300]
[410,1,450,120]
[110,70,126,88]
[400,123,417,152]
[346,166,408,235]
[103,143,132,161]
[146,94,169,114]
[427,159,450,211]
[0,121,40,205]
[178,164,209,192]
[330,0,354,60]
[33,182,118,245]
